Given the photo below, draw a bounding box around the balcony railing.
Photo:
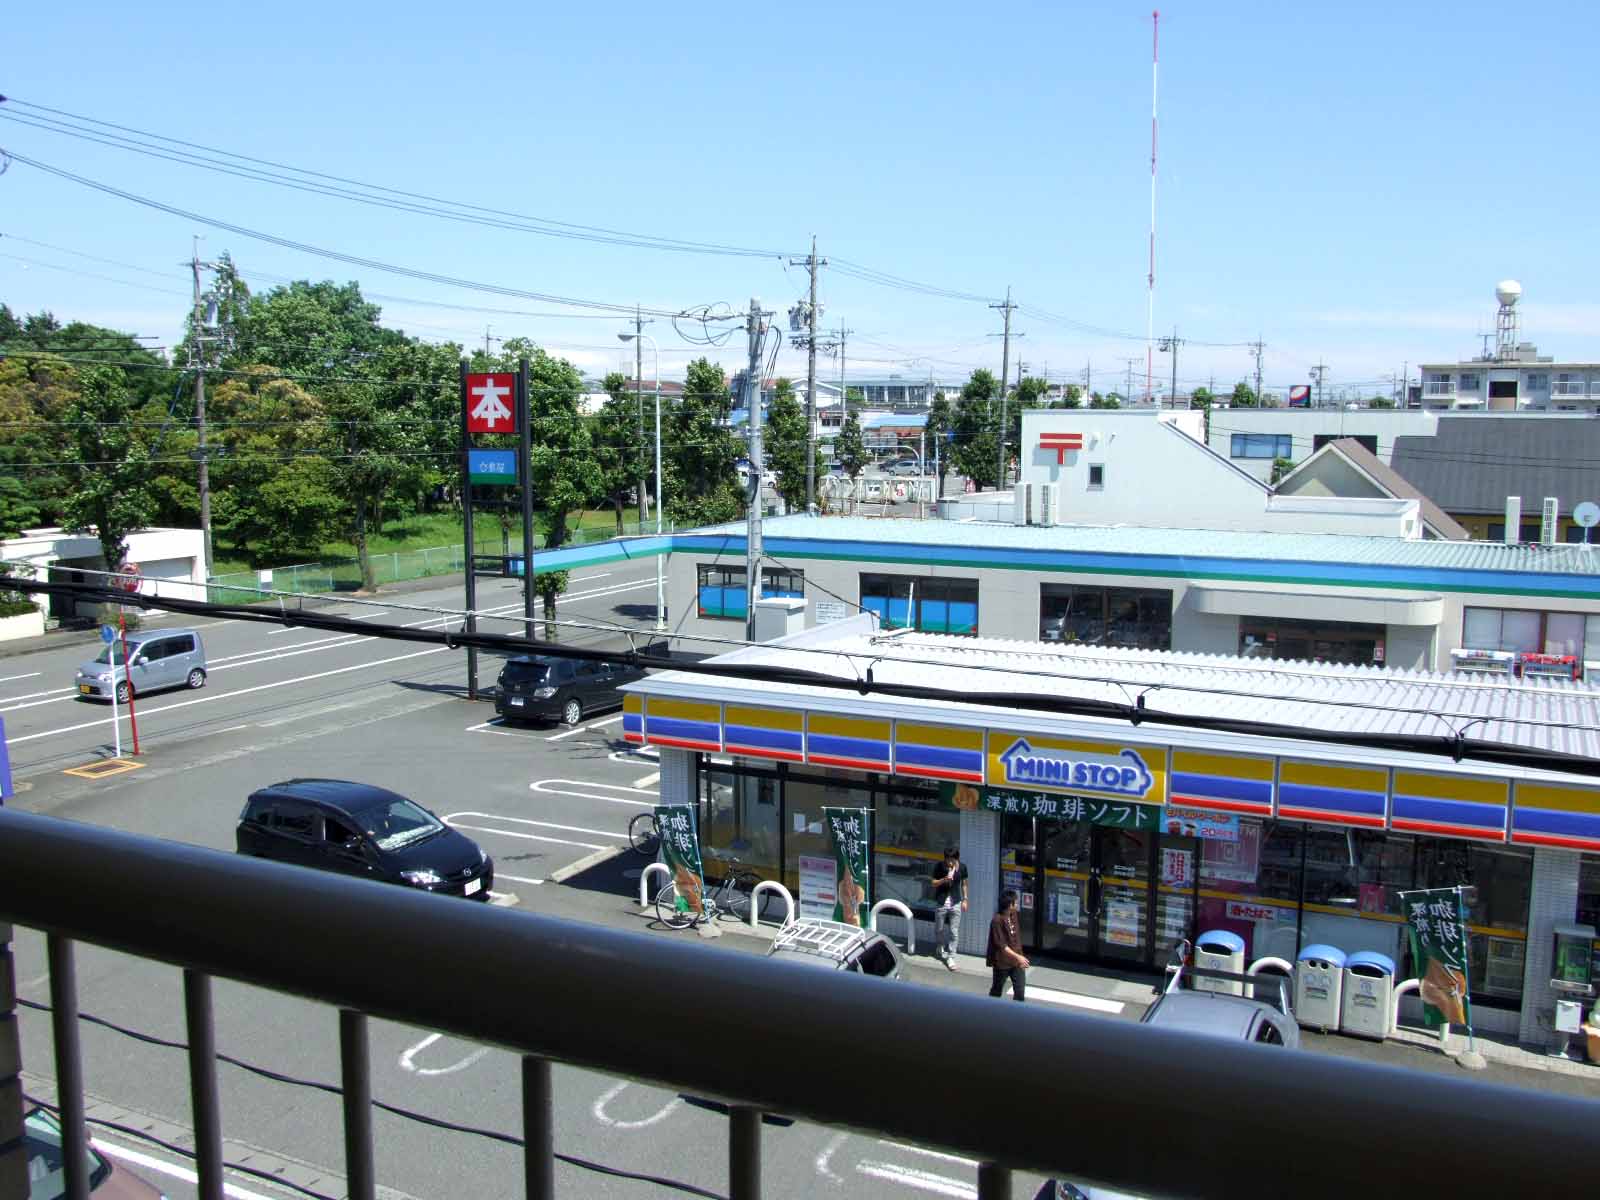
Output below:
[1552,381,1594,397]
[2,807,1596,1199]
[1422,382,1456,397]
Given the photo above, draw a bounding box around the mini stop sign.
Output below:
[465,373,517,433]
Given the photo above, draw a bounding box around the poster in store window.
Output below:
[655,804,705,919]
[1161,848,1193,889]
[799,855,836,920]
[1104,898,1141,946]
[1201,819,1262,883]
[822,806,871,926]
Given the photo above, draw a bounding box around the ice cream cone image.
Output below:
[952,785,980,811]
[673,864,705,917]
[838,861,865,926]
[1419,958,1467,1025]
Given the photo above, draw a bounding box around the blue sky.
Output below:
[3,1,1596,398]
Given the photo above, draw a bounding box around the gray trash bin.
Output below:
[1342,951,1396,1040]
[1295,944,1347,1032]
[1194,929,1246,996]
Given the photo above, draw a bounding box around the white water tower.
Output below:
[1494,279,1522,359]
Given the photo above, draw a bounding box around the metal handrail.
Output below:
[2,808,1597,1199]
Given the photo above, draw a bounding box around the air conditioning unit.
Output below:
[1038,483,1057,526]
[1541,497,1559,545]
[1014,483,1034,525]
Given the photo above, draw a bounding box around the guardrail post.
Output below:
[339,1010,376,1200]
[868,899,916,954]
[46,934,88,1200]
[521,1056,554,1200]
[729,1105,761,1200]
[183,969,225,1200]
[0,922,25,1200]
[639,862,670,909]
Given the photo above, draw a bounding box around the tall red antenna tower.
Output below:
[1146,10,1159,404]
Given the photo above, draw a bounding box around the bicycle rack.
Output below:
[748,881,795,930]
[638,861,670,908]
[1247,957,1294,976]
[1392,977,1422,1040]
[868,899,915,954]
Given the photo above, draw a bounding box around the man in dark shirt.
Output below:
[986,889,1029,1001]
[930,846,968,971]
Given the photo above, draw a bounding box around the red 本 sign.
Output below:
[466,373,516,433]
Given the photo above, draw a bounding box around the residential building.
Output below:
[1389,418,1600,543]
[1273,438,1470,541]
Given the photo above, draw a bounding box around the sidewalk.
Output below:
[538,851,1600,1097]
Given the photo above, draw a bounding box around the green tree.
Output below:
[1091,391,1122,410]
[1271,457,1295,485]
[59,367,160,576]
[1230,381,1258,408]
[765,378,821,513]
[833,414,867,496]
[951,369,1001,489]
[1008,375,1050,469]
[667,358,743,526]
[1189,386,1213,410]
[592,372,647,533]
[1368,396,1394,409]
[925,391,955,497]
[1055,384,1082,409]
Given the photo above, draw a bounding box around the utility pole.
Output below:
[744,299,770,642]
[483,326,493,357]
[631,307,652,526]
[1158,328,1183,407]
[1249,339,1266,406]
[1122,358,1140,406]
[788,237,827,513]
[187,239,220,578]
[1311,361,1328,409]
[989,287,1017,489]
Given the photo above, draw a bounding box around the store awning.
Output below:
[1188,587,1444,626]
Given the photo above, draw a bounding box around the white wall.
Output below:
[1017,411,1415,537]
[1204,410,1442,482]
[0,527,206,606]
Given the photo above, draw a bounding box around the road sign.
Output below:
[116,563,142,592]
[466,373,516,433]
[100,624,116,643]
[468,448,518,484]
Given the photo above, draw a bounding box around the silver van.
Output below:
[75,627,207,703]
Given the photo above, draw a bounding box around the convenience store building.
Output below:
[624,616,1600,1043]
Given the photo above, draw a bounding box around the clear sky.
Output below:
[2,1,1596,398]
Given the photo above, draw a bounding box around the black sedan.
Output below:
[235,779,493,900]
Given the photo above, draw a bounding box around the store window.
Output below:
[860,573,979,635]
[1579,857,1600,984]
[1039,584,1172,648]
[1238,618,1386,666]
[1463,607,1598,657]
[782,768,868,899]
[1415,841,1533,1006]
[699,764,781,882]
[1195,820,1303,965]
[1299,829,1413,962]
[873,778,959,917]
[1229,433,1293,459]
[697,564,805,620]
[1484,524,1543,544]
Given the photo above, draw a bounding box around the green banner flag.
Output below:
[823,806,871,927]
[655,804,706,920]
[1402,886,1472,1030]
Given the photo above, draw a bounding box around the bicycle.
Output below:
[654,855,775,929]
[628,811,660,857]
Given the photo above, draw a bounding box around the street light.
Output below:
[618,331,664,631]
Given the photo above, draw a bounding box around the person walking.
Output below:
[930,846,969,971]
[986,889,1029,1002]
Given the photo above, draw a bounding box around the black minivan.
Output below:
[495,646,663,726]
[235,779,493,900]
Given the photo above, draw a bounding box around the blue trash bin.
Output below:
[1295,944,1347,1031]
[1342,951,1396,1039]
[1194,929,1247,995]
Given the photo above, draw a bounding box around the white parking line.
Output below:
[91,1138,280,1200]
[529,779,659,806]
[545,713,625,741]
[6,644,449,744]
[879,1142,979,1167]
[0,671,41,683]
[398,1031,490,1076]
[856,1162,974,1199]
[494,872,545,886]
[632,771,660,789]
[446,812,627,841]
[1027,987,1125,1015]
[592,1081,683,1129]
[0,687,77,711]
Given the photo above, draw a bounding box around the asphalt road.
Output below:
[5,553,1596,1200]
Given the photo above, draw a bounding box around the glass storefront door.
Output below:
[1032,821,1168,967]
[1094,828,1153,964]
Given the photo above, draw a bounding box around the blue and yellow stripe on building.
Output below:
[1169,750,1274,817]
[622,693,645,744]
[893,722,985,783]
[723,705,805,762]
[642,698,723,753]
[1511,781,1600,851]
[1391,771,1508,842]
[807,713,892,772]
[1277,760,1387,828]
